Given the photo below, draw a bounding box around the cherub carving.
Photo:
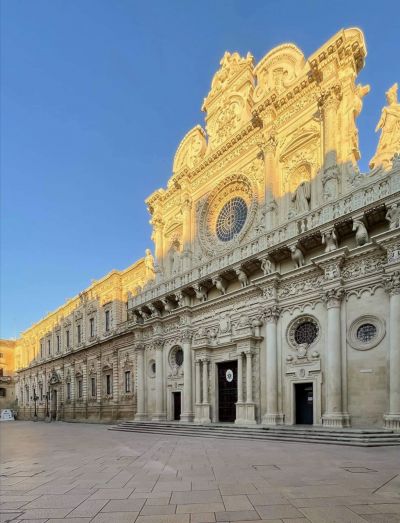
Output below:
[144,248,155,279]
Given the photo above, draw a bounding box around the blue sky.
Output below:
[1,0,399,339]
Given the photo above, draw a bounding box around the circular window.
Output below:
[357,324,377,343]
[294,321,318,345]
[148,360,156,377]
[288,315,320,350]
[216,197,248,242]
[175,349,183,366]
[348,316,385,351]
[169,346,184,369]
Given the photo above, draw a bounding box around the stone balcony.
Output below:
[128,165,400,319]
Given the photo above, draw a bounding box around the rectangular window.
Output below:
[105,310,110,332]
[91,377,96,397]
[66,330,70,348]
[106,374,112,395]
[66,382,71,400]
[0,388,6,397]
[124,371,131,393]
[90,317,95,338]
[56,335,60,353]
[39,385,43,401]
[47,339,51,355]
[78,379,83,398]
[77,324,82,343]
[40,343,43,358]
[0,368,3,377]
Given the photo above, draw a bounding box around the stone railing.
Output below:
[129,166,399,311]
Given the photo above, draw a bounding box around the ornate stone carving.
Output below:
[323,287,345,308]
[235,267,249,288]
[289,243,305,268]
[383,271,400,295]
[370,83,400,171]
[260,256,275,275]
[193,283,208,302]
[321,228,338,253]
[212,275,227,295]
[263,306,281,323]
[218,312,231,335]
[386,203,400,230]
[173,125,207,173]
[322,164,339,201]
[352,219,369,246]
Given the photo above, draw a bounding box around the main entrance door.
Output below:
[218,361,237,422]
[173,392,181,421]
[295,383,313,424]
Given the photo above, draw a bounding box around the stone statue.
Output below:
[322,229,338,253]
[352,219,369,246]
[235,268,249,288]
[261,256,275,275]
[370,83,400,171]
[386,203,400,230]
[291,180,311,214]
[290,244,305,268]
[219,312,231,334]
[212,276,227,295]
[322,165,339,201]
[144,248,155,279]
[193,283,208,302]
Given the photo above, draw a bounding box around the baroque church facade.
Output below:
[13,28,400,430]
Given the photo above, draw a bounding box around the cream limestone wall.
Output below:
[12,28,400,430]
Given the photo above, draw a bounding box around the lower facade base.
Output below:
[322,413,351,428]
[194,403,211,423]
[235,402,256,424]
[384,414,400,431]
[262,412,285,426]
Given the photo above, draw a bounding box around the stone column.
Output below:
[264,134,278,230]
[237,352,243,404]
[202,359,209,404]
[322,288,349,427]
[134,345,147,420]
[181,186,192,271]
[181,331,194,421]
[246,351,253,403]
[384,271,400,430]
[195,360,201,405]
[263,306,283,425]
[153,341,166,420]
[319,88,341,200]
[152,217,164,271]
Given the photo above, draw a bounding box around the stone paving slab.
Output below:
[1,422,399,523]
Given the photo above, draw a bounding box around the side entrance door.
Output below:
[173,391,181,421]
[218,361,238,422]
[295,383,313,424]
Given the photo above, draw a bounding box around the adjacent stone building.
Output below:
[12,28,400,429]
[0,339,16,410]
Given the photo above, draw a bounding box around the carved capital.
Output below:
[318,85,342,113]
[153,339,164,351]
[263,305,281,323]
[323,287,345,308]
[384,271,400,296]
[134,343,145,353]
[180,329,193,343]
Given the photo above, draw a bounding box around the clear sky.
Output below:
[1,0,399,339]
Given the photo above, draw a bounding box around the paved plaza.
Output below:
[0,422,400,523]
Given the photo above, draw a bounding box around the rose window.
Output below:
[216,197,248,242]
[294,321,318,345]
[356,324,377,343]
